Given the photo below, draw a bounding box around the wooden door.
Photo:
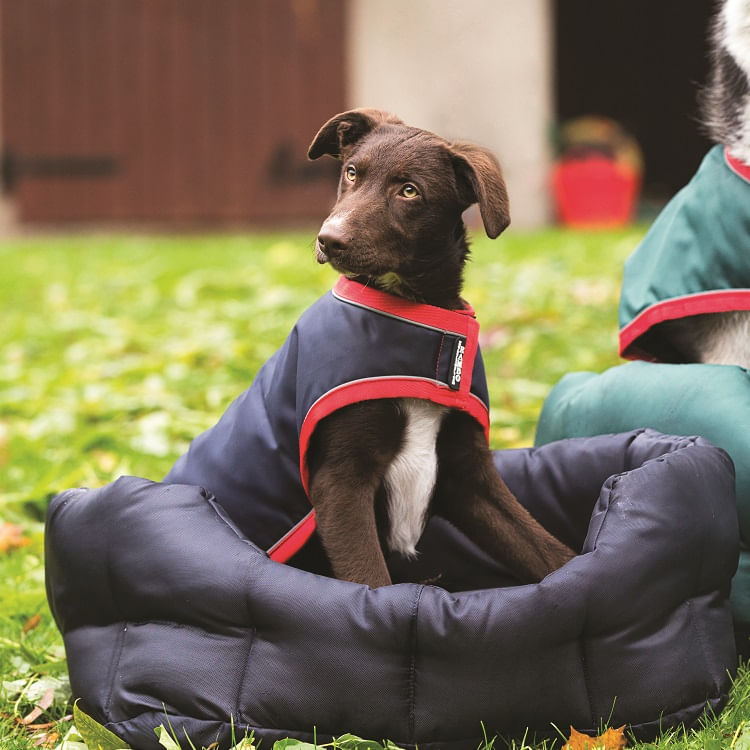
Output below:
[1,0,346,224]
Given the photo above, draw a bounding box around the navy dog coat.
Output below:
[165,276,490,562]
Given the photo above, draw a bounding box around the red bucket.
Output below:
[552,154,640,228]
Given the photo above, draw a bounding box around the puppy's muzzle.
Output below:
[316,218,349,264]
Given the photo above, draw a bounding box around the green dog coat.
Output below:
[537,145,750,632]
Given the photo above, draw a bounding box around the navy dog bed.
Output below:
[45,429,739,749]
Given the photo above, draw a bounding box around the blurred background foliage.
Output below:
[0,227,641,517]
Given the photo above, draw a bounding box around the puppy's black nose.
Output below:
[316,221,349,263]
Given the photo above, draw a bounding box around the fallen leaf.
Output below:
[33,729,60,747]
[24,720,57,730]
[333,735,406,750]
[0,522,30,554]
[92,450,117,473]
[51,723,87,750]
[1,674,71,705]
[563,725,627,750]
[21,687,54,725]
[272,740,318,750]
[23,614,42,633]
[74,701,131,749]
[734,722,750,750]
[155,724,183,749]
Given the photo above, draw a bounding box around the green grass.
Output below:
[0,227,745,749]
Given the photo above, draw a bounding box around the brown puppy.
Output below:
[305,109,575,587]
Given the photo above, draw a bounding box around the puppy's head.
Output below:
[701,0,750,162]
[308,109,510,303]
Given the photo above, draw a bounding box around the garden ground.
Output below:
[0,228,746,749]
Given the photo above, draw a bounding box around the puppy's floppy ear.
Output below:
[308,108,403,160]
[449,142,510,238]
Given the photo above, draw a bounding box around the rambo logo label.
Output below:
[449,336,466,390]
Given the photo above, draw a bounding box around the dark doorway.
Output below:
[554,0,717,210]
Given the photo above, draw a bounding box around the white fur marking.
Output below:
[723,0,750,162]
[384,398,447,558]
[734,97,750,165]
[700,311,750,368]
[723,0,750,76]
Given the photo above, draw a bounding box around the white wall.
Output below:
[347,0,554,229]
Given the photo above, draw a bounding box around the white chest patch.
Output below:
[384,398,447,558]
[700,311,750,368]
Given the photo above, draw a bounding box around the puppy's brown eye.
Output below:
[400,183,419,198]
[345,165,356,182]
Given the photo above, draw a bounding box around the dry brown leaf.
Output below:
[0,522,31,554]
[33,729,60,748]
[21,688,55,725]
[92,450,117,473]
[23,613,42,633]
[563,725,627,750]
[21,706,44,726]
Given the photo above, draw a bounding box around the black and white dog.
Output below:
[702,0,750,166]
[657,0,750,367]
